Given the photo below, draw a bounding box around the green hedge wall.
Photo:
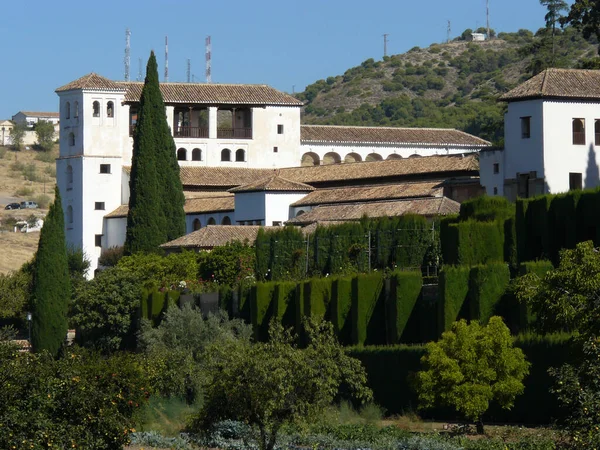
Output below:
[515,198,530,263]
[273,282,297,329]
[352,273,385,345]
[549,192,580,264]
[387,271,423,344]
[459,195,514,222]
[526,196,552,261]
[304,278,333,321]
[251,283,276,341]
[140,288,180,326]
[468,263,510,324]
[442,220,504,266]
[438,265,470,334]
[331,276,353,346]
[518,260,554,277]
[348,333,574,423]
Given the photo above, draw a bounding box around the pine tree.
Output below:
[125,51,185,254]
[31,186,71,357]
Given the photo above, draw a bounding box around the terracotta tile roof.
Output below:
[161,225,276,250]
[118,81,303,106]
[291,181,444,207]
[55,73,125,92]
[180,155,479,188]
[500,68,600,101]
[105,194,234,218]
[301,125,491,147]
[279,154,479,185]
[180,166,274,188]
[287,197,460,225]
[16,111,60,118]
[229,175,315,193]
[184,195,234,214]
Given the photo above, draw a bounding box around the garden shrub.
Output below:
[515,198,530,263]
[468,263,510,324]
[352,273,385,345]
[438,265,470,334]
[576,187,600,246]
[443,220,504,266]
[273,282,297,329]
[331,276,353,345]
[387,271,422,343]
[526,196,552,261]
[250,282,276,341]
[459,195,514,222]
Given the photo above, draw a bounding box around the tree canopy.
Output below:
[562,0,600,53]
[415,316,530,433]
[34,120,55,151]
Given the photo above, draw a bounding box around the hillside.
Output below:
[298,27,599,144]
[0,145,57,274]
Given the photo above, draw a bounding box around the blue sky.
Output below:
[1,0,562,119]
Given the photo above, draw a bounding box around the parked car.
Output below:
[4,203,20,210]
[20,201,38,209]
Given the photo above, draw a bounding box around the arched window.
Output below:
[221,148,231,162]
[301,152,320,167]
[221,216,231,225]
[408,154,422,158]
[106,101,114,118]
[573,118,585,145]
[74,101,79,118]
[235,149,245,162]
[296,210,305,217]
[65,102,71,119]
[66,205,73,225]
[92,101,100,117]
[365,153,383,162]
[344,153,362,163]
[66,165,73,189]
[68,133,75,147]
[193,218,201,230]
[177,148,187,161]
[207,217,216,225]
[323,152,341,165]
[192,148,202,161]
[386,154,402,160]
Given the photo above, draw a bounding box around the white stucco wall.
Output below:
[104,217,127,248]
[265,192,310,225]
[542,101,600,193]
[479,149,505,196]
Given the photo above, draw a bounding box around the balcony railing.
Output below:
[175,126,209,138]
[217,127,253,139]
[573,131,585,145]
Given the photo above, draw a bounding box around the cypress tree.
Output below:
[125,51,185,254]
[31,186,71,357]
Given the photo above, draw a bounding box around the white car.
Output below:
[20,201,38,209]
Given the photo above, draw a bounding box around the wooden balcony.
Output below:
[217,127,253,139]
[174,126,209,138]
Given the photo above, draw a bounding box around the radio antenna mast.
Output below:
[124,28,131,81]
[205,36,212,83]
[164,36,169,82]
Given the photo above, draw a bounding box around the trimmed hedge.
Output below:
[303,278,333,320]
[141,288,180,326]
[352,273,385,345]
[387,271,423,344]
[518,260,554,278]
[515,198,530,263]
[438,265,470,334]
[459,195,514,222]
[442,220,504,266]
[549,192,580,264]
[273,282,297,329]
[526,196,552,261]
[331,276,353,345]
[251,283,276,341]
[468,263,510,324]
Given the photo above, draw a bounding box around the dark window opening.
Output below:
[493,187,498,195]
[107,101,114,118]
[65,102,70,119]
[573,118,585,145]
[95,202,105,210]
[221,149,231,162]
[192,148,202,161]
[177,148,187,161]
[95,234,102,247]
[277,124,284,134]
[93,101,100,118]
[235,149,245,162]
[570,172,583,191]
[273,146,278,153]
[521,117,531,139]
[100,164,111,174]
[493,163,499,174]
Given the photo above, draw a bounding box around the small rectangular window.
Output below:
[95,202,105,210]
[521,117,531,139]
[569,173,583,191]
[277,124,284,134]
[272,221,282,226]
[95,234,102,247]
[273,146,278,153]
[493,163,499,174]
[573,118,586,145]
[99,164,111,174]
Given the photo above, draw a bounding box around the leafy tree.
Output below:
[414,316,530,434]
[562,0,600,53]
[116,250,199,288]
[31,186,70,357]
[0,346,149,450]
[139,306,252,402]
[34,120,55,151]
[9,123,26,150]
[192,319,372,450]
[198,240,256,285]
[125,51,185,255]
[71,268,142,353]
[0,270,31,319]
[515,240,600,335]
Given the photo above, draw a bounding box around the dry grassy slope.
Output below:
[302,37,597,120]
[0,144,57,274]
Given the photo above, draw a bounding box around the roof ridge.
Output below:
[117,80,272,87]
[301,124,457,131]
[540,69,550,95]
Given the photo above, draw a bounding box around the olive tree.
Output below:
[415,316,530,434]
[192,319,373,450]
[35,120,55,151]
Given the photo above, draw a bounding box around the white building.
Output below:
[12,111,60,127]
[55,73,490,276]
[480,68,600,200]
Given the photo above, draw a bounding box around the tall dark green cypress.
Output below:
[125,51,185,254]
[31,186,70,357]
